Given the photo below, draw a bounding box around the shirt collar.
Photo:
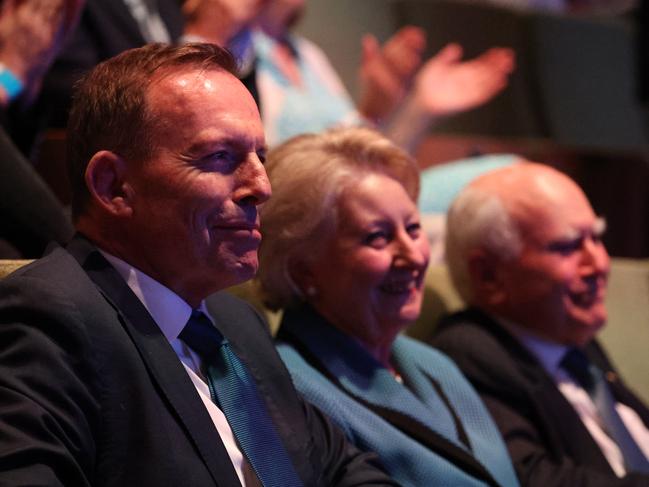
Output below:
[99,250,194,342]
[497,317,568,377]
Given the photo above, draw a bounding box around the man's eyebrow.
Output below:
[551,217,607,243]
[593,217,607,236]
[184,137,265,156]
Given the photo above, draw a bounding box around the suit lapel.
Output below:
[468,310,618,473]
[587,341,649,428]
[66,236,241,487]
[203,294,316,484]
[528,375,615,467]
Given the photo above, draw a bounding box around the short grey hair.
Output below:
[257,127,420,310]
[445,186,522,303]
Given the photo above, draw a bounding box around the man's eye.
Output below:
[196,151,239,173]
[209,151,230,161]
[548,239,582,255]
[406,223,421,238]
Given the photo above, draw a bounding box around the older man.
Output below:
[0,43,395,486]
[432,163,649,486]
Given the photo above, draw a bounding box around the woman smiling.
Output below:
[258,127,519,486]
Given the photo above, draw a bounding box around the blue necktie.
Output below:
[561,348,649,474]
[180,310,303,487]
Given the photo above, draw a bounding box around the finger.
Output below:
[382,35,424,79]
[361,34,380,66]
[432,43,463,64]
[392,25,426,52]
[484,47,516,73]
[470,48,516,77]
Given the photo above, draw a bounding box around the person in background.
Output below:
[149,0,517,151]
[180,0,268,103]
[0,43,396,486]
[21,0,184,132]
[432,163,649,486]
[0,0,82,256]
[257,127,520,487]
[251,0,514,150]
[11,0,259,155]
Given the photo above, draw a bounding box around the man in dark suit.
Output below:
[0,42,395,486]
[432,162,649,486]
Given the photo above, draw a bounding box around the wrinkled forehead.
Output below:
[145,68,262,139]
[147,67,256,111]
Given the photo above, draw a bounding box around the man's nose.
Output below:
[581,237,610,276]
[235,153,272,206]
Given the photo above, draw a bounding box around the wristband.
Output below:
[0,63,23,100]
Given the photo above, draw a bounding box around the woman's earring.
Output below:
[305,285,317,298]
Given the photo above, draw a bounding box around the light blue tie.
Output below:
[561,348,649,474]
[180,310,303,487]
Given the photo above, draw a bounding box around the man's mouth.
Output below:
[570,286,605,308]
[212,221,261,239]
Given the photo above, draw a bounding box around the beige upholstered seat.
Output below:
[0,260,32,279]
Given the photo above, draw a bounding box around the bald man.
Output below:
[432,163,649,486]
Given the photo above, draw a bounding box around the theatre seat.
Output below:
[0,259,32,279]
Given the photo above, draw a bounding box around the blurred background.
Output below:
[293,0,649,258]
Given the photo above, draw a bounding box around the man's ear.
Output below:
[467,249,507,307]
[84,150,134,217]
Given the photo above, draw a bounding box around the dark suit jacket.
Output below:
[0,235,395,486]
[432,307,649,487]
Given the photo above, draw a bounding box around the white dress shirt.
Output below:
[100,251,249,486]
[501,320,649,477]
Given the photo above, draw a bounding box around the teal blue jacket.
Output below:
[276,305,519,487]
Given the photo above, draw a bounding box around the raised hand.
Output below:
[358,26,426,122]
[0,0,84,103]
[411,42,515,117]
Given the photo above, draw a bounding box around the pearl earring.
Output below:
[305,285,317,297]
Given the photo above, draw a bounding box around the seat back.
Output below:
[0,259,32,279]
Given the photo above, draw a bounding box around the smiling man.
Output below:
[0,43,396,486]
[432,162,649,486]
